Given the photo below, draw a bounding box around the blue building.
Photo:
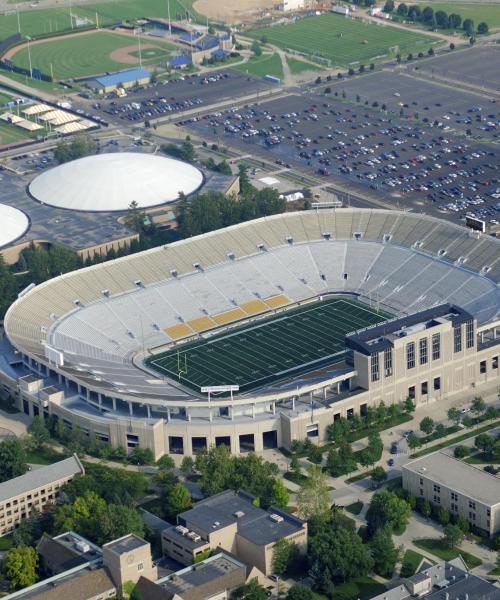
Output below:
[92,68,151,92]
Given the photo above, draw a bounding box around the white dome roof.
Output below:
[28,152,204,212]
[0,204,29,247]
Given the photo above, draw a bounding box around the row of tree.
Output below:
[384,1,488,34]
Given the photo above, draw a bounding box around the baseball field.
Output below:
[248,13,438,66]
[8,31,175,80]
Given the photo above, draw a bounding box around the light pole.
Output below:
[26,36,33,79]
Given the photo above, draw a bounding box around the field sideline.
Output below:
[146,298,389,394]
[248,13,438,66]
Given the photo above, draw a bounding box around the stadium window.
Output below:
[306,424,319,438]
[169,436,184,455]
[219,407,229,417]
[406,342,415,370]
[371,353,380,382]
[492,356,498,370]
[333,413,341,422]
[353,232,362,241]
[421,381,428,396]
[343,273,348,280]
[419,338,428,365]
[480,360,486,374]
[384,347,393,377]
[432,333,440,360]
[408,386,415,399]
[465,319,474,348]
[433,377,441,391]
[346,408,354,419]
[454,324,462,353]
[360,403,367,417]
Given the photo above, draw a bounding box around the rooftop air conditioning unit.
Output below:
[75,541,90,553]
[270,513,284,523]
[234,511,245,518]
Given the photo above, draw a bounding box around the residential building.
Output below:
[0,454,84,537]
[402,451,500,537]
[370,556,500,599]
[161,490,307,575]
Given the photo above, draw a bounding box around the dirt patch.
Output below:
[193,0,274,23]
[110,43,163,65]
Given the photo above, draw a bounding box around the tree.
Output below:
[271,479,289,510]
[0,255,17,318]
[370,527,400,577]
[383,0,394,12]
[181,456,194,474]
[27,416,50,449]
[420,417,435,436]
[164,483,192,520]
[366,490,411,535]
[326,448,343,477]
[124,200,147,234]
[397,3,408,16]
[251,40,262,57]
[272,537,299,576]
[371,466,387,488]
[326,417,349,445]
[437,506,450,525]
[403,396,416,413]
[287,585,314,600]
[0,439,27,483]
[422,6,434,22]
[463,18,474,34]
[157,455,175,470]
[231,578,267,600]
[296,464,330,521]
[471,396,486,419]
[475,433,495,457]
[447,407,461,426]
[129,446,154,465]
[309,523,374,583]
[448,13,461,28]
[99,504,145,545]
[2,546,38,590]
[421,499,431,518]
[435,9,448,28]
[407,433,421,451]
[443,524,464,549]
[453,445,469,459]
[477,21,488,34]
[339,443,357,475]
[308,445,323,465]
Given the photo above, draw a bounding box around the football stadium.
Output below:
[3,208,500,458]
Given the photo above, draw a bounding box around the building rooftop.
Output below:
[94,68,151,87]
[403,451,500,507]
[178,490,305,546]
[103,533,148,555]
[0,455,84,504]
[37,531,101,574]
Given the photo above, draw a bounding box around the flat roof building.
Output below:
[0,454,84,537]
[162,490,307,575]
[92,68,151,93]
[402,451,500,537]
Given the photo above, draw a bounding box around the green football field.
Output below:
[248,13,437,66]
[10,31,174,80]
[0,0,196,40]
[146,298,389,394]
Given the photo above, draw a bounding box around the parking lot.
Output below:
[182,91,500,226]
[327,70,500,138]
[75,70,274,125]
[411,46,500,93]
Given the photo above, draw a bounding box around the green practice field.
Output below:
[10,31,174,80]
[0,0,196,40]
[248,13,437,66]
[146,298,388,394]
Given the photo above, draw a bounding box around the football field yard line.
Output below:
[146,298,389,392]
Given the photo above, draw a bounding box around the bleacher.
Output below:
[4,209,499,397]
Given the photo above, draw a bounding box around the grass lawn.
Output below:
[0,91,14,105]
[287,57,322,75]
[0,534,13,551]
[235,53,284,80]
[25,445,64,466]
[413,3,500,30]
[333,576,386,600]
[488,566,500,576]
[10,31,174,80]
[284,471,309,485]
[248,13,437,67]
[0,120,31,145]
[0,0,197,40]
[400,549,427,577]
[411,420,500,458]
[345,501,364,515]
[414,539,482,569]
[0,70,68,94]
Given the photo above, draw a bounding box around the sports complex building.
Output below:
[2,208,500,458]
